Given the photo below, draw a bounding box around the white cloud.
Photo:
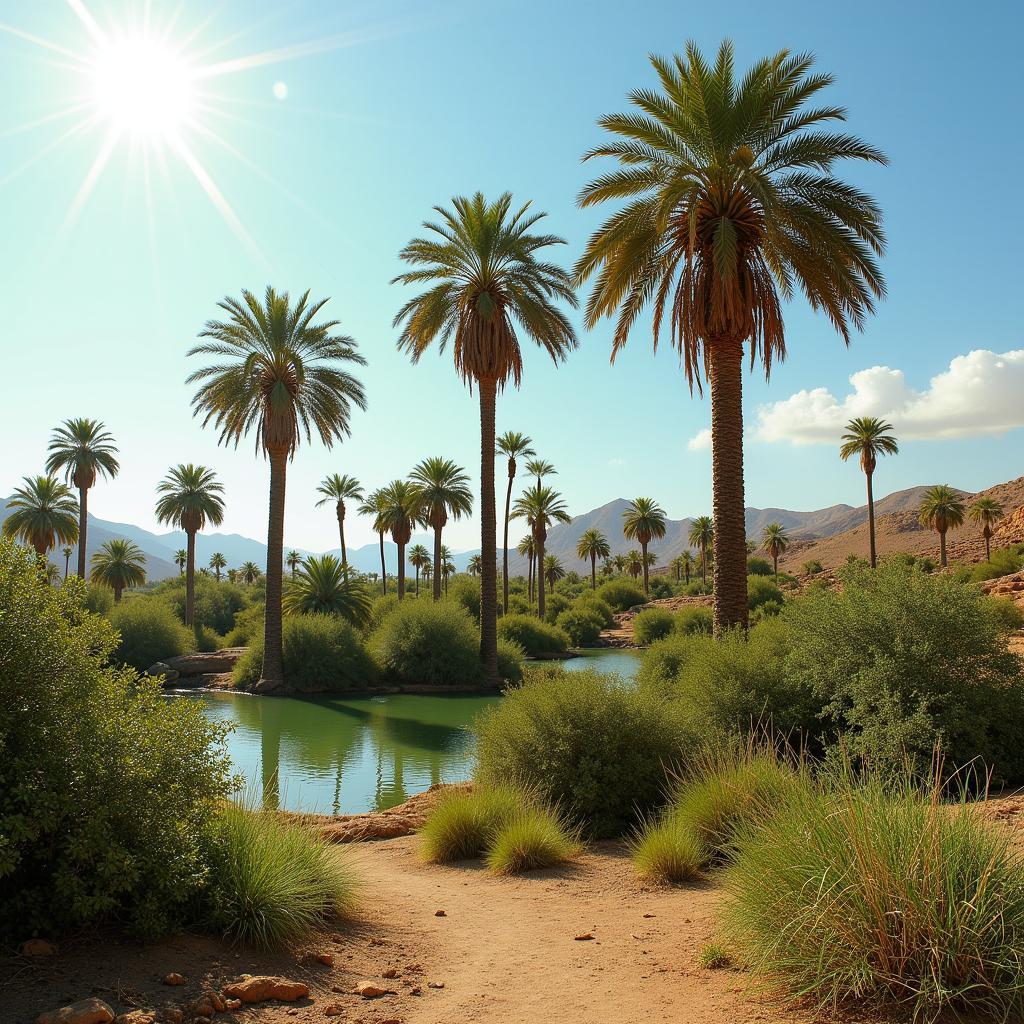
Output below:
[687,428,712,451]
[753,349,1024,445]
[607,456,625,467]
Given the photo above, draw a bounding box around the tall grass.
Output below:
[419,786,524,862]
[631,816,704,883]
[486,806,580,875]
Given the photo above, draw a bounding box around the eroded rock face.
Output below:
[221,976,309,1003]
[37,998,114,1024]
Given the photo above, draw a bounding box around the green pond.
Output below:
[166,649,640,816]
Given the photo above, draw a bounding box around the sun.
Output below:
[89,35,195,139]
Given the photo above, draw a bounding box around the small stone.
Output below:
[202,990,226,1013]
[286,1011,298,1017]
[354,982,387,999]
[163,973,187,986]
[20,938,58,957]
[410,986,422,996]
[382,968,400,979]
[113,1014,155,1024]
[164,1012,183,1024]
[191,1000,215,1019]
[433,909,446,917]
[224,998,242,1012]
[324,1006,344,1018]
[427,981,445,989]
[37,999,115,1024]
[315,952,335,966]
[223,976,309,1003]
[643,913,655,918]
[574,932,595,941]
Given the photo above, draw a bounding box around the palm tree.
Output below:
[612,553,627,575]
[393,192,578,686]
[467,554,483,576]
[358,489,389,595]
[287,549,301,577]
[543,554,565,594]
[625,550,644,580]
[42,562,61,586]
[410,457,473,600]
[45,418,119,578]
[316,473,364,573]
[839,417,899,567]
[408,543,430,595]
[378,479,422,600]
[155,465,225,626]
[600,558,615,578]
[283,554,372,626]
[576,42,886,632]
[61,545,73,580]
[622,497,667,597]
[2,475,79,558]
[188,286,366,692]
[761,522,790,579]
[680,550,696,585]
[511,484,570,619]
[240,561,261,585]
[227,568,239,584]
[209,551,227,581]
[174,549,187,575]
[688,517,714,586]
[522,459,555,595]
[440,545,456,593]
[918,485,966,567]
[577,528,611,590]
[422,558,434,586]
[969,497,1004,562]
[90,538,146,601]
[496,431,535,613]
[517,534,537,604]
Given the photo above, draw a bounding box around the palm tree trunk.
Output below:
[641,541,650,597]
[185,528,196,626]
[415,567,420,596]
[433,523,442,601]
[685,564,690,585]
[939,529,947,567]
[536,534,547,620]
[527,555,533,604]
[708,341,749,633]
[773,554,778,579]
[701,545,707,585]
[64,551,70,579]
[591,553,597,591]
[865,469,877,568]
[479,381,499,685]
[398,541,406,600]
[114,584,123,603]
[338,505,348,574]
[77,485,88,578]
[985,531,992,561]
[258,447,288,691]
[378,530,386,595]
[502,466,515,616]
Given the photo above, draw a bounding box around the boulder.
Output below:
[162,973,187,986]
[145,662,179,683]
[37,999,114,1024]
[222,976,309,1003]
[163,649,247,676]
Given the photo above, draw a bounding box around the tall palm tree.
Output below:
[622,497,667,597]
[511,484,570,619]
[575,42,886,632]
[440,545,456,593]
[422,558,434,586]
[410,457,473,600]
[409,543,430,595]
[517,534,537,604]
[393,192,577,685]
[968,497,1004,562]
[467,554,483,576]
[378,479,422,600]
[625,550,644,580]
[524,458,556,489]
[227,568,239,584]
[61,545,73,579]
[90,538,147,602]
[577,527,611,590]
[839,417,899,567]
[688,517,714,585]
[287,549,301,577]
[680,549,696,585]
[2,475,79,558]
[918,485,966,567]
[495,431,535,613]
[543,554,565,594]
[240,561,261,585]
[45,418,119,578]
[612,553,627,575]
[761,522,789,579]
[174,549,187,575]
[358,489,389,595]
[209,551,227,581]
[283,554,372,625]
[188,286,366,692]
[155,464,225,626]
[316,473,363,573]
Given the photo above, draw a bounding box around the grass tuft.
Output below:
[418,786,525,863]
[630,817,704,883]
[697,943,732,970]
[486,807,580,875]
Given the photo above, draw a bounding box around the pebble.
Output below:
[315,952,335,966]
[434,909,446,917]
[574,932,595,941]
[354,982,387,998]
[427,981,445,989]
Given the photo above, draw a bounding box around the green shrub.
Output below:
[747,574,784,610]
[474,667,689,837]
[364,593,400,633]
[698,943,732,970]
[786,559,1024,782]
[371,599,481,686]
[747,557,773,576]
[496,638,525,684]
[724,776,1024,1021]
[109,598,192,671]
[971,547,1024,582]
[632,608,675,646]
[496,613,569,657]
[675,604,713,635]
[445,576,481,622]
[542,591,572,625]
[990,596,1024,632]
[683,579,713,596]
[801,559,824,575]
[506,593,532,614]
[83,582,114,614]
[206,802,358,948]
[555,607,604,647]
[224,601,264,646]
[155,575,250,634]
[192,622,223,652]
[648,577,674,599]
[486,807,580,875]
[596,579,646,612]
[419,786,526,862]
[631,817,704,883]
[235,613,378,692]
[574,593,615,628]
[0,542,234,941]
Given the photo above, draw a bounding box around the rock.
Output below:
[163,649,246,676]
[410,986,422,996]
[323,1007,344,1018]
[20,938,59,957]
[201,991,226,1013]
[315,952,335,966]
[164,1012,183,1024]
[190,999,215,1019]
[194,1018,212,1024]
[113,1014,155,1024]
[224,998,242,1011]
[145,662,179,683]
[37,999,115,1024]
[354,982,387,998]
[427,981,445,989]
[162,973,187,986]
[434,909,446,917]
[574,932,595,940]
[222,976,309,1003]
[382,968,400,979]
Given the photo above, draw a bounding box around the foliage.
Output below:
[90,538,146,598]
[970,546,1023,582]
[109,598,193,671]
[747,574,784,610]
[224,601,264,647]
[235,613,378,693]
[156,574,248,635]
[542,591,572,624]
[419,786,527,862]
[82,582,114,615]
[446,575,482,622]
[283,554,372,625]
[675,604,714,635]
[648,576,674,599]
[630,816,704,883]
[474,667,689,837]
[698,944,732,970]
[486,806,580,875]
[596,578,645,612]
[555,607,604,647]
[365,593,400,633]
[632,608,675,646]
[574,593,615,628]
[496,638,525,684]
[496,613,569,657]
[800,559,824,575]
[746,557,772,576]
[1,474,78,553]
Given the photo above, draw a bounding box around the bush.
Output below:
[496,638,525,684]
[596,579,646,612]
[555,607,604,647]
[364,593,400,633]
[445,576,481,622]
[632,608,675,646]
[724,775,1024,1021]
[109,597,192,671]
[675,604,713,635]
[419,786,526,862]
[206,801,358,948]
[155,575,250,634]
[235,613,379,692]
[506,593,532,615]
[224,601,264,646]
[786,559,1024,782]
[747,574,784,611]
[0,542,234,940]
[746,557,772,576]
[971,547,1024,582]
[192,622,223,652]
[542,591,572,625]
[648,577,674,599]
[683,579,713,596]
[83,582,114,614]
[801,559,824,575]
[486,807,580,875]
[574,593,615,628]
[631,817,704,883]
[496,613,569,657]
[698,943,732,970]
[474,667,689,837]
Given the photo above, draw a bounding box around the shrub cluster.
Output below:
[596,579,646,612]
[109,597,192,671]
[555,607,604,646]
[497,613,569,657]
[632,608,675,646]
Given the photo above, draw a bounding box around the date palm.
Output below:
[410,457,473,600]
[688,516,714,586]
[283,554,372,626]
[155,464,225,626]
[240,561,261,585]
[287,549,301,577]
[576,42,886,632]
[358,489,389,595]
[577,527,611,590]
[625,550,643,580]
[209,551,227,581]
[517,534,537,604]
[440,544,456,593]
[511,483,570,619]
[612,553,627,575]
[761,522,789,579]
[496,431,535,613]
[90,538,146,602]
[409,543,430,595]
[543,554,565,594]
[61,545,72,580]
[918,485,966,567]
[393,192,578,685]
[522,459,556,596]
[680,549,696,585]
[840,417,899,567]
[622,497,666,597]
[174,549,187,574]
[969,497,1004,562]
[45,418,119,578]
[467,554,483,576]
[378,479,422,601]
[188,286,366,692]
[316,472,363,573]
[2,475,79,558]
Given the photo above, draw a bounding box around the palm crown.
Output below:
[2,475,79,555]
[919,484,966,566]
[90,538,146,600]
[525,458,556,484]
[155,464,225,533]
[496,432,535,473]
[46,418,119,489]
[577,528,611,562]
[840,417,899,473]
[316,472,364,509]
[622,498,667,546]
[969,496,1004,560]
[512,484,571,541]
[283,554,371,626]
[410,458,473,528]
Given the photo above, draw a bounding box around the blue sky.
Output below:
[1,0,1021,552]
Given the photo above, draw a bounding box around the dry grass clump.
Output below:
[485,806,581,875]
